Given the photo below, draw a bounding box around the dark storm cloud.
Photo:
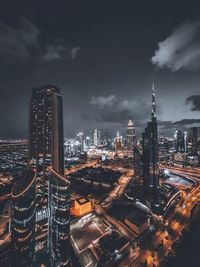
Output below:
[89,95,151,125]
[158,120,172,127]
[0,17,81,64]
[70,46,81,60]
[186,95,200,111]
[90,95,117,107]
[1,1,200,139]
[158,119,200,133]
[42,45,81,61]
[42,44,66,61]
[0,17,39,61]
[173,119,200,125]
[151,20,200,71]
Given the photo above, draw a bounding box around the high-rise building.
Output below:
[11,169,36,267]
[104,131,109,146]
[142,84,159,205]
[114,131,123,152]
[77,132,84,152]
[97,130,102,146]
[174,129,187,152]
[173,128,178,141]
[183,131,188,153]
[134,146,143,179]
[12,85,70,267]
[126,120,136,157]
[89,130,93,146]
[29,86,65,205]
[93,128,98,147]
[176,130,184,152]
[191,127,198,155]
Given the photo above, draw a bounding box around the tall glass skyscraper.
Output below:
[11,169,36,267]
[126,119,136,157]
[29,86,65,205]
[142,84,159,205]
[11,85,70,266]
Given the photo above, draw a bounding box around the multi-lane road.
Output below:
[128,166,200,267]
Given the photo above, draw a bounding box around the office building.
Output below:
[114,131,122,152]
[126,120,136,157]
[93,128,98,147]
[142,84,159,204]
[191,127,198,155]
[12,85,70,267]
[11,169,36,267]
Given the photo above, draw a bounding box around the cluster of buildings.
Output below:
[0,84,138,267]
[0,82,200,267]
[64,121,136,161]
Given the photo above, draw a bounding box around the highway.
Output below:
[128,167,200,267]
[66,161,200,267]
[2,159,199,267]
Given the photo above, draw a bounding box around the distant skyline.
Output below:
[1,1,200,139]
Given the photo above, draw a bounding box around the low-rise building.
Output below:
[71,197,92,217]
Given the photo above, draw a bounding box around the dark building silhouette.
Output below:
[174,129,187,153]
[134,146,143,179]
[175,130,184,152]
[142,84,159,205]
[11,85,70,267]
[191,127,198,155]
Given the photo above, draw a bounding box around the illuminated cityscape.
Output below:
[1,1,200,267]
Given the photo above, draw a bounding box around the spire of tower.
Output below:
[151,82,156,119]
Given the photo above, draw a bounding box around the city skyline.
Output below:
[1,2,200,267]
[1,1,200,138]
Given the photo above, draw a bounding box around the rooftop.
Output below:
[76,197,90,205]
[125,208,148,227]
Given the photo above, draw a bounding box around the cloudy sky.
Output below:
[1,0,200,139]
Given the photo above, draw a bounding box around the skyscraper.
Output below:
[176,130,184,152]
[142,84,159,205]
[126,119,136,157]
[183,131,188,153]
[11,169,36,267]
[191,127,198,155]
[115,131,122,152]
[93,128,98,147]
[29,86,65,205]
[12,85,70,266]
[77,132,84,152]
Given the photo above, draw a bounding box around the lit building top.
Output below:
[71,197,92,217]
[128,119,134,127]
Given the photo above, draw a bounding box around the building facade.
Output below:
[12,85,70,266]
[142,84,159,205]
[191,127,198,155]
[126,120,136,157]
[11,169,36,267]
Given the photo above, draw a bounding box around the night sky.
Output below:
[1,0,200,139]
